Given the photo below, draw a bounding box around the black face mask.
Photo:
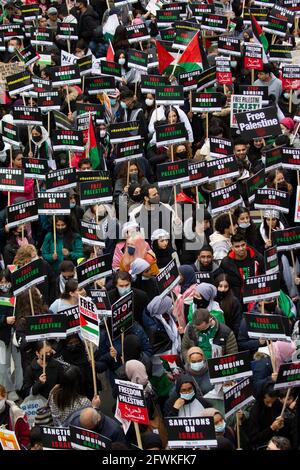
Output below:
[176,151,187,159]
[45,353,53,362]
[131,193,143,202]
[277,182,288,191]
[216,291,227,302]
[67,344,82,353]
[32,135,41,143]
[56,228,66,235]
[264,301,276,313]
[194,297,209,309]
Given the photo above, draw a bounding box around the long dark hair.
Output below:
[215,273,235,324]
[54,216,77,249]
[61,279,78,300]
[117,160,145,186]
[53,365,84,410]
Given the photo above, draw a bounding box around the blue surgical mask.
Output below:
[127,246,135,255]
[190,361,204,372]
[117,286,131,297]
[215,421,226,433]
[118,58,126,65]
[120,101,127,109]
[180,391,195,401]
[239,222,250,229]
[70,202,76,209]
[110,98,117,106]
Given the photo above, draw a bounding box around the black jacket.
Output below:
[22,357,64,399]
[108,287,149,324]
[77,6,99,42]
[70,410,126,444]
[0,303,13,345]
[38,258,58,306]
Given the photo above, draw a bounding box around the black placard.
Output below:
[244,313,286,340]
[52,129,84,152]
[197,66,217,91]
[50,65,81,87]
[210,183,243,216]
[239,85,269,105]
[127,49,148,72]
[263,146,283,172]
[2,122,19,146]
[157,10,181,27]
[56,23,78,41]
[60,306,80,336]
[76,170,106,183]
[20,4,41,20]
[37,192,70,215]
[157,159,189,187]
[53,110,74,130]
[274,361,300,390]
[160,27,176,42]
[13,106,42,126]
[76,254,112,287]
[7,199,38,229]
[254,188,290,213]
[155,85,185,106]
[207,156,239,183]
[115,138,144,162]
[271,226,300,251]
[282,147,300,169]
[218,36,241,56]
[22,158,48,180]
[100,60,121,81]
[16,46,39,66]
[46,168,77,192]
[77,55,92,76]
[207,351,252,384]
[265,246,279,274]
[11,258,46,296]
[224,378,255,419]
[246,168,265,203]
[263,16,288,36]
[269,44,293,63]
[173,23,200,50]
[270,4,294,26]
[178,69,202,91]
[141,75,169,94]
[201,13,228,32]
[243,7,269,25]
[81,221,105,247]
[209,137,233,158]
[69,425,111,450]
[112,291,134,340]
[190,3,215,20]
[165,416,217,448]
[85,76,116,95]
[236,106,281,139]
[243,273,280,303]
[0,24,24,41]
[109,121,140,144]
[80,178,113,205]
[282,0,300,13]
[90,289,111,316]
[195,271,213,284]
[181,161,208,187]
[126,23,150,43]
[76,103,104,125]
[155,122,187,147]
[31,27,53,46]
[244,43,263,70]
[156,259,180,298]
[0,168,24,192]
[37,91,61,111]
[40,426,71,450]
[191,92,222,112]
[147,47,158,69]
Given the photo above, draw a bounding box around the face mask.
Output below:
[67,344,81,353]
[118,58,126,65]
[264,301,276,313]
[56,227,66,234]
[130,172,138,181]
[180,391,195,401]
[194,297,209,309]
[110,98,117,106]
[131,193,143,202]
[117,286,131,296]
[283,92,290,100]
[44,353,53,362]
[176,151,187,159]
[216,291,227,301]
[70,202,76,209]
[149,195,160,205]
[0,283,11,293]
[215,422,226,433]
[190,361,205,372]
[230,60,237,68]
[120,101,127,109]
[145,98,154,107]
[32,135,40,143]
[239,222,250,229]
[76,51,84,58]
[0,399,6,413]
[277,182,288,191]
[100,130,106,138]
[127,246,135,255]
[8,45,16,53]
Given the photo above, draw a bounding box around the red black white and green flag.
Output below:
[251,14,268,63]
[87,114,102,170]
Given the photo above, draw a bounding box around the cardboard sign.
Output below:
[274,361,300,390]
[165,416,217,448]
[157,159,189,187]
[190,3,215,20]
[156,259,180,298]
[109,121,140,144]
[178,69,202,91]
[155,85,184,106]
[81,221,105,247]
[160,27,176,41]
[191,92,222,113]
[208,351,253,384]
[16,46,39,67]
[282,65,300,91]
[31,27,54,46]
[22,158,48,180]
[263,16,288,36]
[53,110,74,130]
[210,183,243,215]
[11,258,46,296]
[25,314,67,342]
[224,378,255,419]
[86,76,116,94]
[90,289,111,316]
[269,44,293,63]
[181,160,208,188]
[201,13,228,32]
[115,378,149,425]
[264,146,283,172]
[282,147,300,169]
[243,273,281,303]
[244,43,263,70]
[216,56,232,85]
[100,60,122,81]
[218,36,241,57]
[141,75,169,94]
[157,10,181,27]
[46,168,77,192]
[50,65,81,87]
[244,313,286,340]
[265,246,279,274]
[230,95,262,128]
[173,24,200,50]
[52,130,84,152]
[80,179,113,205]
[76,103,104,125]
[79,296,99,346]
[2,122,19,146]
[7,199,38,229]
[0,168,24,192]
[13,106,42,126]
[69,425,111,450]
[155,122,187,147]
[0,429,20,451]
[127,23,150,43]
[111,291,133,340]
[246,168,265,203]
[60,305,80,336]
[239,85,269,105]
[207,156,239,183]
[40,427,71,450]
[115,138,144,162]
[254,188,290,213]
[127,49,148,72]
[236,106,281,139]
[56,23,78,41]
[37,192,70,215]
[77,254,112,287]
[77,55,93,76]
[209,137,233,158]
[197,66,217,91]
[271,226,300,251]
[37,91,61,111]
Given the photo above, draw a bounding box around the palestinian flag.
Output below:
[0,296,15,308]
[103,13,119,42]
[79,309,99,346]
[251,14,268,63]
[106,41,114,62]
[156,40,175,74]
[177,31,209,73]
[88,114,101,170]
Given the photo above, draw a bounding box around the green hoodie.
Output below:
[41,232,83,272]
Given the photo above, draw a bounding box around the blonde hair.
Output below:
[13,244,37,267]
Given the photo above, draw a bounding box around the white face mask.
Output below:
[145,98,154,107]
[100,130,106,138]
[190,361,205,371]
[118,58,126,65]
[8,45,16,53]
[239,222,250,229]
[230,60,237,68]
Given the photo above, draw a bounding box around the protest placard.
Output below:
[165,417,217,448]
[112,292,134,340]
[243,273,281,303]
[156,259,180,298]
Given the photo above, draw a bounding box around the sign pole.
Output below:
[251,69,254,85]
[205,112,209,140]
[291,122,300,145]
[228,210,234,234]
[48,111,51,136]
[53,215,57,255]
[89,341,98,396]
[84,339,92,361]
[103,316,117,362]
[21,225,24,242]
[280,387,291,417]
[22,95,32,154]
[121,331,125,365]
[236,411,242,450]
[289,89,293,114]
[134,422,143,449]
[291,250,296,280]
[267,339,276,371]
[189,91,192,113]
[67,86,71,114]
